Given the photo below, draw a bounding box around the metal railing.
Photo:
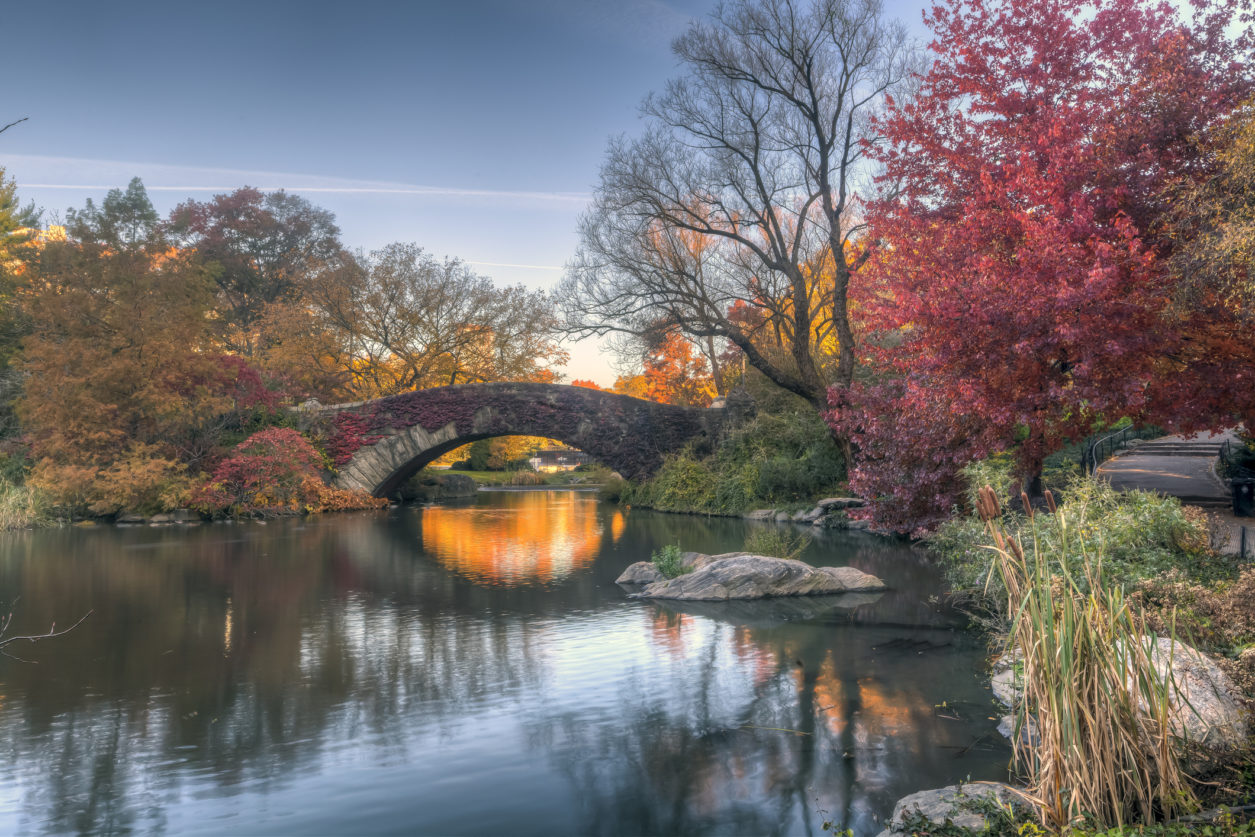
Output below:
[1081,425,1162,475]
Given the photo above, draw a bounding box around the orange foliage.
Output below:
[641,331,716,407]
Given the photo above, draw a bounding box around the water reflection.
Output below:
[0,493,1007,835]
[418,490,609,585]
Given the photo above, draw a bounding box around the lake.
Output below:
[0,490,1009,835]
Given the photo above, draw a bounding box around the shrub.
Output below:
[194,428,383,516]
[623,408,846,514]
[743,528,812,561]
[651,543,691,579]
[85,444,193,516]
[929,474,1227,598]
[598,475,627,503]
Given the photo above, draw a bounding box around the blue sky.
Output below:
[1,0,928,384]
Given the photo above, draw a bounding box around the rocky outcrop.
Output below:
[1147,636,1249,750]
[990,637,1249,753]
[616,562,665,584]
[614,551,729,585]
[875,783,1023,836]
[627,553,886,601]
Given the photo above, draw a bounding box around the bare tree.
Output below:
[560,0,917,417]
[310,243,566,397]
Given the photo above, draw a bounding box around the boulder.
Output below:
[615,551,728,585]
[1147,636,1249,750]
[814,511,848,529]
[989,638,1249,752]
[744,509,777,520]
[875,783,1022,837]
[630,553,887,601]
[616,562,665,584]
[115,513,147,525]
[793,507,825,524]
[775,511,792,522]
[820,565,888,592]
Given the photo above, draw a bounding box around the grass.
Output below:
[929,474,1236,599]
[976,485,1194,831]
[0,479,49,530]
[651,544,691,579]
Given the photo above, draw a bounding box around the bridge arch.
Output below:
[320,383,724,498]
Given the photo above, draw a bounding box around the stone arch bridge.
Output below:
[311,383,727,498]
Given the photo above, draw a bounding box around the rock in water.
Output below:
[875,783,1022,836]
[630,554,886,601]
[614,551,739,585]
[616,562,665,584]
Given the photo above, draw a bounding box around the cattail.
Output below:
[1021,490,1034,520]
[977,485,1002,522]
[1044,489,1057,515]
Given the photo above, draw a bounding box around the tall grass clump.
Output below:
[976,485,1193,831]
[0,479,49,530]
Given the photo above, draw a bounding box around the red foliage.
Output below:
[194,427,325,514]
[327,412,385,466]
[836,0,1253,531]
[569,379,603,390]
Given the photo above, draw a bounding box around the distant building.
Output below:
[528,447,592,472]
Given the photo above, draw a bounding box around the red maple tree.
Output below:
[831,0,1252,531]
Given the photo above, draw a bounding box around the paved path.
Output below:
[1098,430,1236,505]
[1097,429,1252,557]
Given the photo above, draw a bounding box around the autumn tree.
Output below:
[834,0,1252,528]
[167,187,348,357]
[639,330,717,407]
[18,180,277,513]
[1162,98,1255,430]
[0,166,41,434]
[314,243,566,398]
[560,0,917,418]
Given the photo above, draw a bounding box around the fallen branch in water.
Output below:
[0,609,93,660]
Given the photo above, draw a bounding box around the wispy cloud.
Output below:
[466,260,564,271]
[6,155,591,206]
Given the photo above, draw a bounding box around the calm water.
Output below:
[0,491,1009,836]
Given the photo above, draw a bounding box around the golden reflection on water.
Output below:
[420,491,605,585]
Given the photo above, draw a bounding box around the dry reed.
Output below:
[978,485,1193,831]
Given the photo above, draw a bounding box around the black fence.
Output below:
[1081,425,1163,475]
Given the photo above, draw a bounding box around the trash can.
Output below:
[1234,478,1255,517]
